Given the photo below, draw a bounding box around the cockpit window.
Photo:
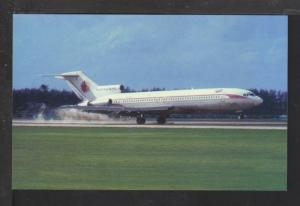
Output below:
[243,92,255,97]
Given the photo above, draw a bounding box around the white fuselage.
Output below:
[54,71,263,115]
[88,88,263,112]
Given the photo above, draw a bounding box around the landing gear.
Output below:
[157,115,167,124]
[136,114,146,124]
[238,113,245,119]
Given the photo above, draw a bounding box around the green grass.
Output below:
[12,126,286,190]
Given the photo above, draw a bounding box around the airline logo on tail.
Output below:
[80,81,89,93]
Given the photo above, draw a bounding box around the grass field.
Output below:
[12,126,286,190]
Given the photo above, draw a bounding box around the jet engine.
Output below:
[96,84,124,94]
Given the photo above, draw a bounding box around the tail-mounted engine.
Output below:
[96,84,125,95]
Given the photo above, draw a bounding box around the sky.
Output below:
[13,15,287,91]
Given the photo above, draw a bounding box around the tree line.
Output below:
[13,85,80,119]
[248,88,287,116]
[13,85,287,119]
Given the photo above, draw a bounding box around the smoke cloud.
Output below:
[54,108,110,121]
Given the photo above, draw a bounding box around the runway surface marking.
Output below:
[13,120,287,130]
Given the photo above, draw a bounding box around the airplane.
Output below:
[54,71,263,124]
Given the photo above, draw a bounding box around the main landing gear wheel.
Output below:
[136,114,146,124]
[157,116,166,124]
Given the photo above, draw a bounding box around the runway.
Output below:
[13,119,287,130]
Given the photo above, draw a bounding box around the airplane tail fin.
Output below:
[55,71,98,101]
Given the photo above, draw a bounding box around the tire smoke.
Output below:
[55,108,110,121]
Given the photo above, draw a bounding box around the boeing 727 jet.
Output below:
[54,71,263,124]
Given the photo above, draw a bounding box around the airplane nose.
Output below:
[256,97,263,106]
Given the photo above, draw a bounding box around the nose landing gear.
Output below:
[136,114,146,124]
[238,113,245,119]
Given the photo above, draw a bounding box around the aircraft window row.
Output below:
[113,95,223,104]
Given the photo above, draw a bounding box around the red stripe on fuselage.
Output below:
[226,94,247,99]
